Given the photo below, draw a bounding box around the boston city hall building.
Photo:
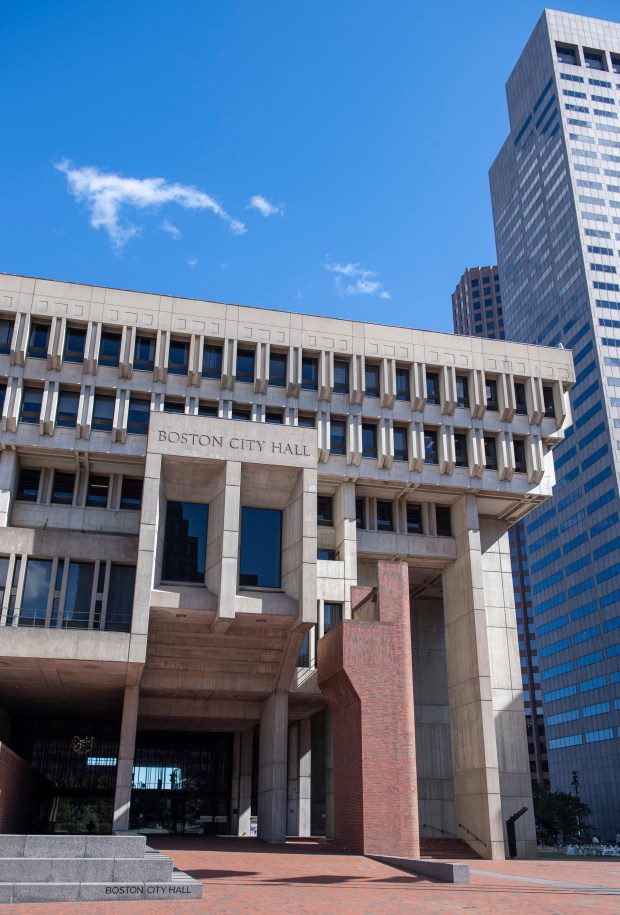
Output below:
[0,273,574,860]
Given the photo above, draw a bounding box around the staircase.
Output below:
[420,837,482,860]
[0,834,202,903]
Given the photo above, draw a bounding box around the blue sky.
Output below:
[1,1,618,332]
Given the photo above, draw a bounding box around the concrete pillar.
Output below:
[441,494,504,860]
[0,449,18,527]
[237,728,253,836]
[230,732,241,835]
[333,481,357,618]
[325,710,334,839]
[298,717,312,836]
[258,691,288,843]
[113,684,139,832]
[286,723,299,836]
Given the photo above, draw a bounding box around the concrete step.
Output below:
[0,869,203,903]
[0,853,173,883]
[420,837,482,859]
[0,834,147,859]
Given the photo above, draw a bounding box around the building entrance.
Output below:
[129,731,233,835]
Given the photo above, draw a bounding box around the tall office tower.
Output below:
[490,10,620,837]
[452,267,549,791]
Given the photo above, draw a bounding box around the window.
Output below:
[62,562,95,629]
[454,433,468,467]
[486,378,498,410]
[20,559,52,627]
[92,393,115,432]
[106,564,136,632]
[120,477,143,511]
[301,356,318,390]
[484,436,498,470]
[56,389,79,428]
[64,325,86,363]
[86,475,109,509]
[323,601,342,633]
[236,348,255,383]
[456,375,469,408]
[318,549,338,561]
[377,500,393,531]
[298,412,315,428]
[232,404,251,421]
[198,401,218,417]
[406,503,423,534]
[16,468,40,502]
[396,367,410,401]
[514,438,527,474]
[162,501,209,583]
[543,386,555,418]
[334,359,349,394]
[134,335,156,371]
[436,505,452,536]
[51,471,75,505]
[584,49,606,71]
[426,371,440,405]
[556,43,579,66]
[168,337,189,375]
[355,498,365,529]
[330,419,346,455]
[202,343,222,379]
[239,507,282,588]
[317,495,333,526]
[394,426,408,462]
[28,323,49,359]
[515,382,527,415]
[99,329,121,367]
[365,363,380,397]
[163,397,184,414]
[127,396,150,434]
[265,409,283,424]
[362,423,377,458]
[0,317,13,354]
[20,386,43,424]
[424,429,438,464]
[612,54,620,75]
[269,351,287,387]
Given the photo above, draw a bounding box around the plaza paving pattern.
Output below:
[3,836,620,913]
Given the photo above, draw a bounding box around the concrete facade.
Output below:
[0,273,574,858]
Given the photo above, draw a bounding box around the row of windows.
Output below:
[0,556,135,632]
[317,494,452,537]
[544,670,620,703]
[15,468,143,511]
[557,43,620,74]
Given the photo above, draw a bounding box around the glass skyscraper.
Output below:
[490,10,620,837]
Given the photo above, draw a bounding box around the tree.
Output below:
[533,784,592,843]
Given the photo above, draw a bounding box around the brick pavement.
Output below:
[2,836,620,914]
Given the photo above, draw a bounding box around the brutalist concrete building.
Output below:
[0,273,574,859]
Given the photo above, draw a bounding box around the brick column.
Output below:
[317,560,419,857]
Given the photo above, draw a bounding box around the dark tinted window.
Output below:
[56,390,79,427]
[198,401,218,417]
[394,426,408,461]
[99,330,121,366]
[318,549,338,561]
[436,506,452,537]
[362,423,377,458]
[16,468,40,501]
[20,559,52,627]
[454,433,468,467]
[334,360,349,394]
[355,498,365,529]
[120,477,143,510]
[20,386,43,423]
[168,337,189,375]
[556,43,578,65]
[106,565,136,632]
[298,413,315,428]
[426,371,440,405]
[51,471,75,505]
[127,396,150,434]
[365,363,380,397]
[64,326,86,362]
[396,367,410,401]
[330,419,346,455]
[317,495,333,526]
[163,397,184,414]
[424,429,438,464]
[301,356,318,390]
[86,475,109,508]
[134,335,156,371]
[0,318,14,354]
[456,375,469,408]
[202,343,222,378]
[269,352,287,387]
[543,386,555,418]
[62,562,95,629]
[92,393,115,431]
[324,602,342,633]
[515,382,527,415]
[514,439,527,474]
[486,378,498,410]
[377,500,393,531]
[28,323,49,358]
[484,436,498,470]
[406,503,422,534]
[239,507,282,588]
[232,404,250,421]
[162,501,209,583]
[236,348,255,383]
[265,409,283,424]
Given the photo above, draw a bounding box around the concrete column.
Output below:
[258,691,288,843]
[0,450,18,527]
[325,710,334,839]
[298,717,312,836]
[237,727,253,836]
[113,685,139,832]
[230,732,241,835]
[286,723,299,836]
[333,481,357,618]
[441,494,504,860]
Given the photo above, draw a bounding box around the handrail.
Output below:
[458,823,487,848]
[421,824,458,839]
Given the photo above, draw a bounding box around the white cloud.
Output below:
[247,195,283,217]
[55,160,246,249]
[161,219,181,239]
[324,262,390,299]
[187,256,198,267]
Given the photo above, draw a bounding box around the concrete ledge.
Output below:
[369,854,470,884]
